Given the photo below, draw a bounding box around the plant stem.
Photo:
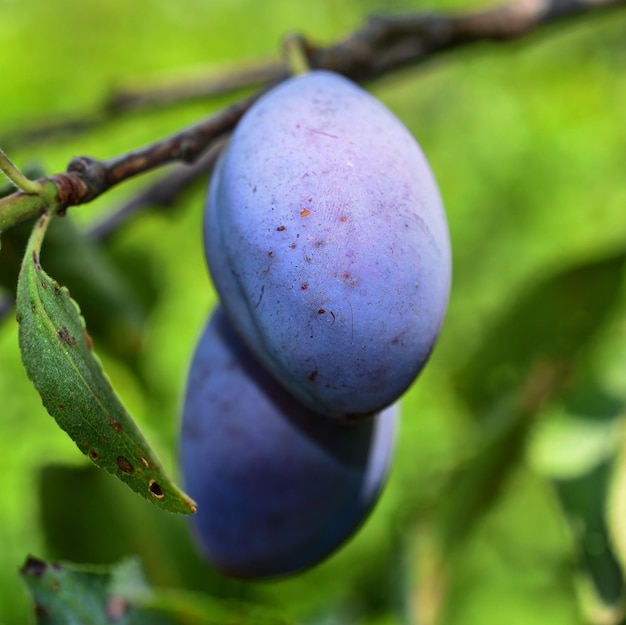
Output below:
[283,34,310,76]
[0,148,43,195]
[0,192,47,232]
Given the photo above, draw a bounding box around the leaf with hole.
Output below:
[16,213,196,514]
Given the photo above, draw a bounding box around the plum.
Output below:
[180,306,397,579]
[205,70,451,419]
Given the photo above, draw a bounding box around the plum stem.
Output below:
[283,33,311,76]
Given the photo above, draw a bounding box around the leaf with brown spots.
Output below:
[21,556,168,625]
[21,555,292,624]
[16,213,196,514]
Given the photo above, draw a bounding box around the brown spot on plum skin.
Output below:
[300,208,310,218]
[340,272,358,287]
[289,243,297,250]
[308,370,318,382]
[340,215,348,223]
[276,225,286,232]
[268,251,275,258]
[300,283,308,291]
[318,309,325,315]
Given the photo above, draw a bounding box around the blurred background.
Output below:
[1,0,625,623]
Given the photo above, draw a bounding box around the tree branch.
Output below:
[306,0,625,80]
[0,0,623,327]
[5,0,621,150]
[0,0,623,235]
[85,136,227,242]
[108,60,288,114]
[0,94,259,230]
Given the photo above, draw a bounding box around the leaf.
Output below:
[607,420,626,593]
[532,386,626,623]
[529,398,622,481]
[0,215,147,363]
[37,464,235,595]
[21,556,290,625]
[457,252,626,413]
[434,394,533,553]
[16,212,196,514]
[430,253,626,573]
[557,460,625,624]
[20,556,173,625]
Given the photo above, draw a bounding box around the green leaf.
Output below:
[16,213,196,514]
[21,556,291,625]
[37,464,237,595]
[608,421,626,596]
[557,460,625,624]
[432,252,626,569]
[0,215,147,363]
[457,253,626,413]
[434,394,534,553]
[20,556,173,625]
[529,402,621,481]
[532,387,626,622]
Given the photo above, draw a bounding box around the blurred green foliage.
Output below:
[1,0,626,623]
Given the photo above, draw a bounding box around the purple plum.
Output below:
[180,306,397,578]
[205,70,451,419]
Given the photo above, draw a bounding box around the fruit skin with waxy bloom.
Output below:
[180,306,398,579]
[204,69,451,420]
